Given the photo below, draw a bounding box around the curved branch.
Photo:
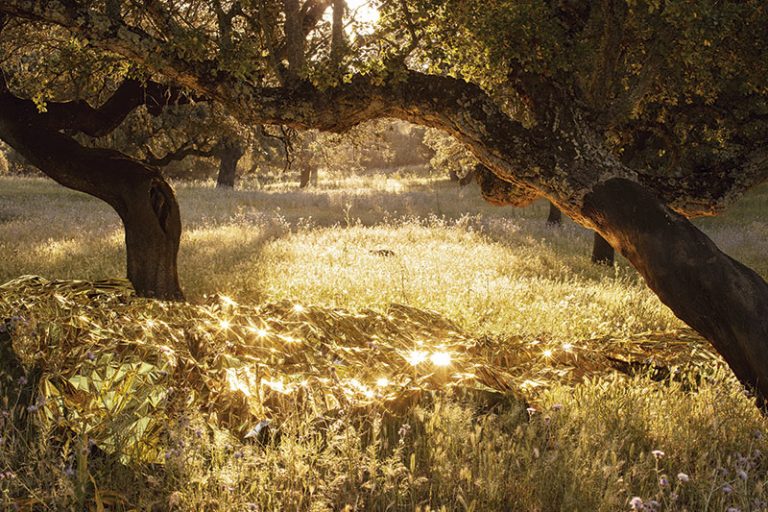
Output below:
[144,142,218,167]
[43,78,196,137]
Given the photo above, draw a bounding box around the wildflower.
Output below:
[646,500,660,511]
[26,404,38,413]
[737,469,748,481]
[659,475,669,487]
[651,450,665,459]
[722,484,734,494]
[17,376,27,386]
[677,472,690,483]
[526,407,537,416]
[551,403,563,411]
[86,351,95,361]
[64,466,75,478]
[629,496,643,510]
[753,430,763,440]
[725,508,741,512]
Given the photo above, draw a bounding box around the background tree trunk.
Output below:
[591,232,615,265]
[216,141,245,188]
[458,167,477,186]
[299,164,312,188]
[583,178,768,408]
[310,166,318,186]
[546,202,562,226]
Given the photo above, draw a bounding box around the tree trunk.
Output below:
[458,167,477,186]
[310,166,318,186]
[215,142,244,189]
[546,202,562,226]
[0,93,184,300]
[299,165,312,188]
[591,232,614,265]
[119,178,183,299]
[583,178,768,408]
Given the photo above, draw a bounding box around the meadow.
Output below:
[1,175,768,511]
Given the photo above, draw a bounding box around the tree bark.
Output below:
[583,178,768,408]
[546,202,562,226]
[299,164,312,188]
[0,91,184,300]
[119,177,183,299]
[215,141,244,188]
[591,232,614,265]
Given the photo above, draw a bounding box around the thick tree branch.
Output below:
[36,78,197,137]
[144,141,218,167]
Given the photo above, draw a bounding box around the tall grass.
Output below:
[1,175,768,511]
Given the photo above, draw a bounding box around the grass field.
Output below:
[1,175,768,511]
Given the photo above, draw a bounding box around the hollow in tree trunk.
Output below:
[591,232,615,265]
[583,178,768,409]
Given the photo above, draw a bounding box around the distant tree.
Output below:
[546,202,562,226]
[592,233,615,266]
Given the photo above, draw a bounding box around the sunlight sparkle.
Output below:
[430,351,452,367]
[406,350,429,366]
